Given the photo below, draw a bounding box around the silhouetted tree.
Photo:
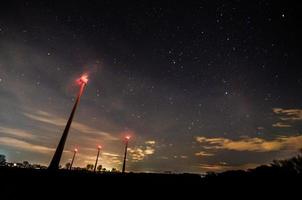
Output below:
[97,165,102,172]
[22,161,30,168]
[86,164,94,171]
[270,150,302,174]
[111,168,119,173]
[0,154,6,166]
[65,162,71,169]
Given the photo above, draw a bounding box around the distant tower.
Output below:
[48,74,88,170]
[122,136,131,173]
[69,148,78,170]
[93,145,102,172]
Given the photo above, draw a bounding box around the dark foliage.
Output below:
[0,154,301,196]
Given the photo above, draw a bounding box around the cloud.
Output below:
[101,152,122,166]
[144,146,155,155]
[272,108,302,128]
[199,162,260,172]
[23,110,118,140]
[102,152,120,157]
[180,155,188,159]
[128,140,156,161]
[23,112,66,127]
[128,148,146,161]
[75,151,122,169]
[145,140,156,145]
[195,151,214,157]
[0,126,36,139]
[72,122,118,141]
[0,137,54,154]
[273,108,302,121]
[272,122,292,128]
[158,156,169,160]
[196,135,302,152]
[128,146,155,161]
[199,163,229,172]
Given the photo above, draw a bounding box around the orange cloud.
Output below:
[145,140,156,145]
[199,162,260,172]
[196,135,302,152]
[128,140,156,161]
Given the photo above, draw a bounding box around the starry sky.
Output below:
[0,1,302,173]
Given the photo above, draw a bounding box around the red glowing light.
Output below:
[74,148,78,152]
[77,74,89,85]
[125,135,131,140]
[98,145,102,149]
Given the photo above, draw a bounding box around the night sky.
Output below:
[1,1,302,173]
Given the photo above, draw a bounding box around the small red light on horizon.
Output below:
[125,135,131,140]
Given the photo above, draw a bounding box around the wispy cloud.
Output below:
[0,126,36,139]
[199,162,260,172]
[23,110,118,140]
[195,151,214,157]
[196,135,302,152]
[23,112,65,127]
[0,137,54,154]
[272,122,291,128]
[180,155,188,159]
[145,140,156,145]
[158,156,169,160]
[102,152,121,157]
[76,151,122,168]
[72,122,118,140]
[199,162,229,172]
[272,108,302,128]
[273,108,302,121]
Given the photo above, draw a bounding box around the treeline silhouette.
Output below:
[206,151,302,178]
[1,152,301,194]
